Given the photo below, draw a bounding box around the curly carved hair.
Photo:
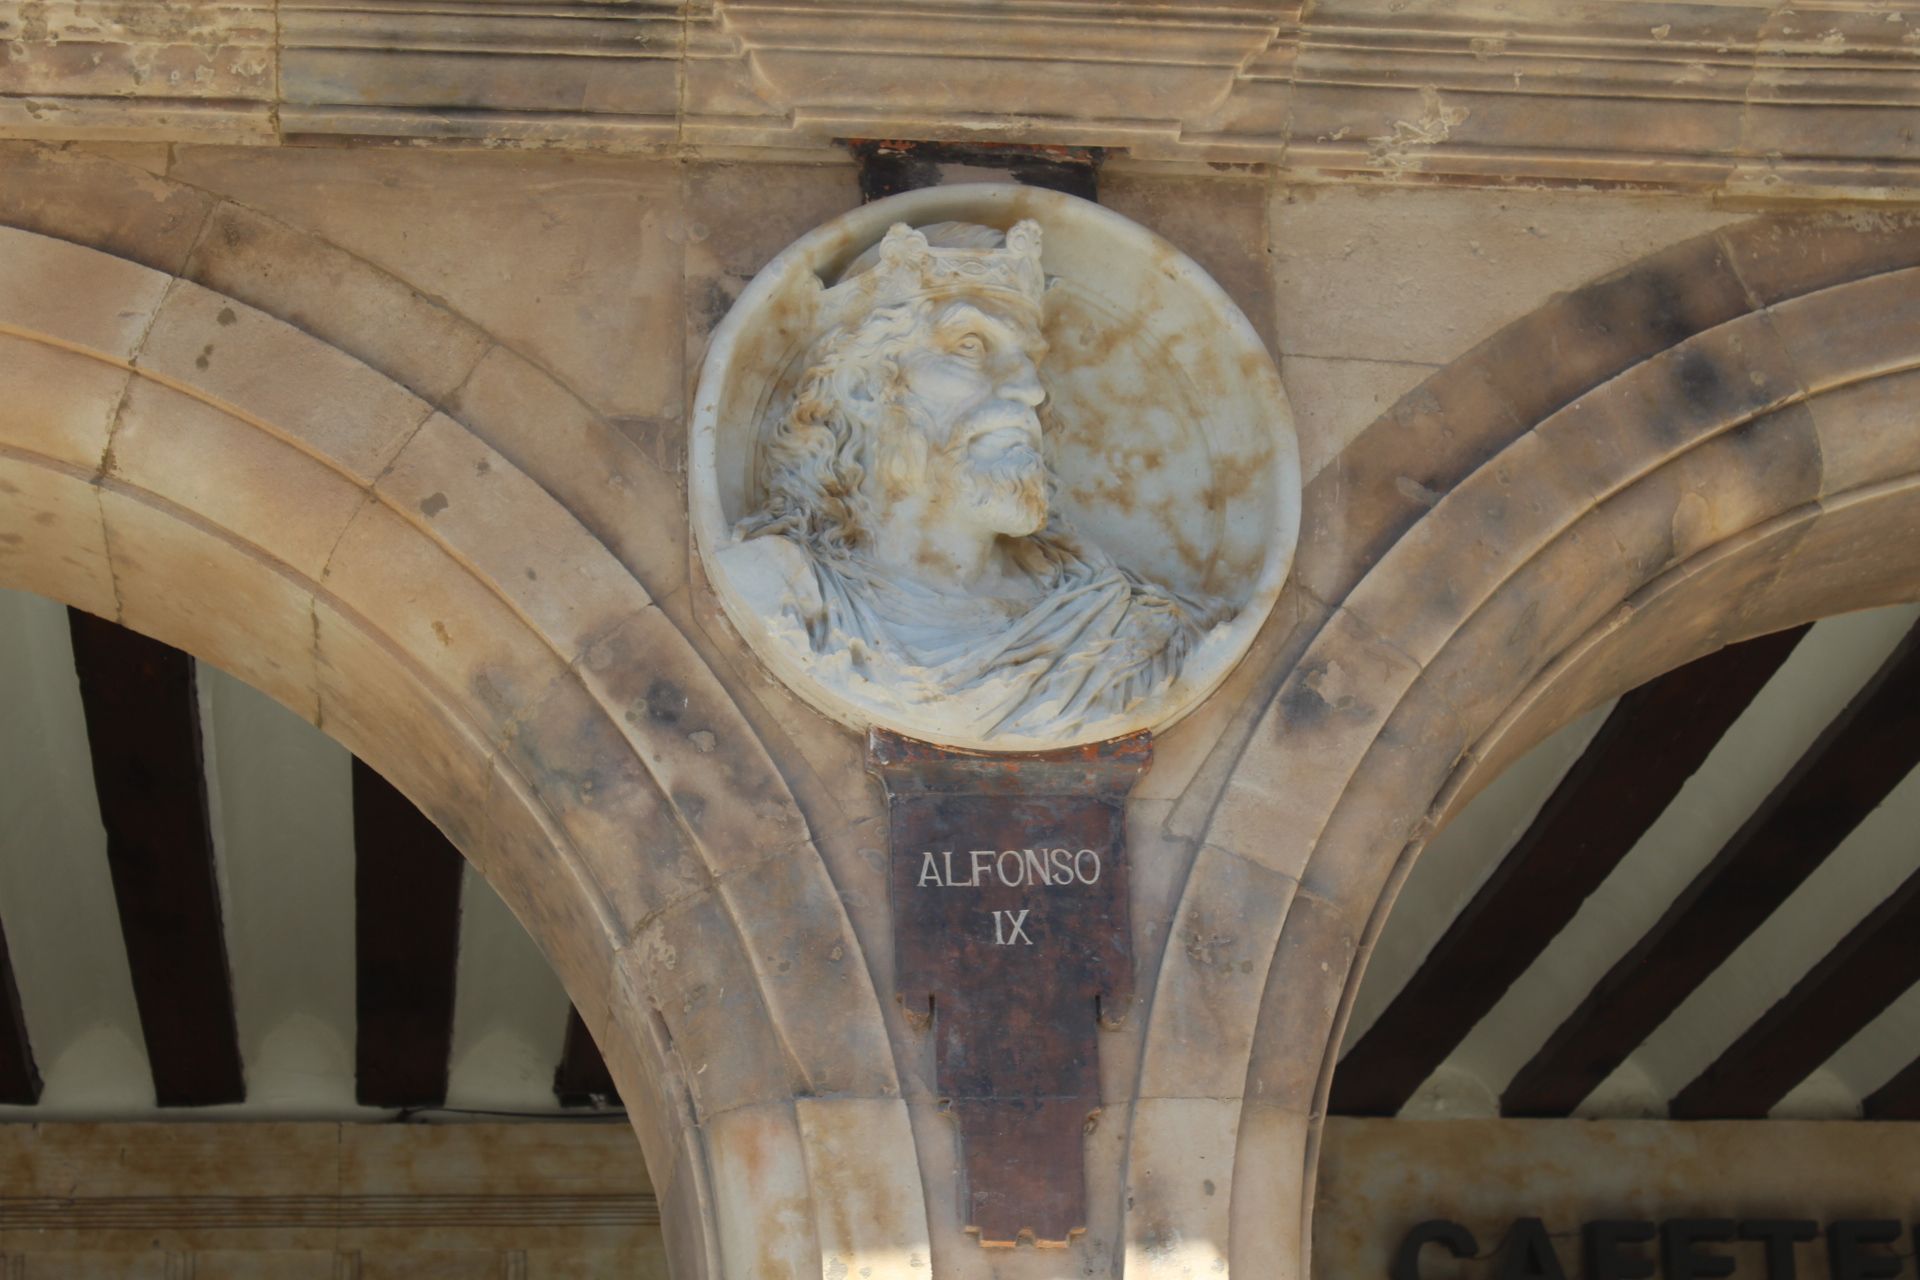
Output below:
[737,298,941,557]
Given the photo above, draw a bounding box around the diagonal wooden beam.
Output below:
[1863,1054,1920,1120]
[67,609,245,1107]
[352,758,465,1108]
[553,1006,619,1108]
[1330,626,1809,1116]
[1503,620,1920,1117]
[1671,860,1920,1118]
[0,914,40,1104]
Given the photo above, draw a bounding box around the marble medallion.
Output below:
[691,184,1298,751]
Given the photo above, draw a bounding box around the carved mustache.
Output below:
[952,411,1044,466]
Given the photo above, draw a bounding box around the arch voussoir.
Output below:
[0,217,926,1279]
[0,449,116,616]
[1126,215,1920,1279]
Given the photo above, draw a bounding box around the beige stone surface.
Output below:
[1245,890,1358,1109]
[135,280,431,486]
[1772,262,1920,394]
[574,605,807,878]
[527,1250,673,1280]
[1807,368,1920,499]
[11,1253,173,1278]
[0,1123,662,1275]
[193,1253,339,1279]
[107,376,367,583]
[712,849,897,1098]
[0,455,116,618]
[0,143,213,273]
[1123,1096,1239,1278]
[0,3,274,105]
[701,1101,820,1280]
[1280,354,1436,484]
[101,484,321,722]
[1206,605,1423,881]
[183,200,493,407]
[1229,1106,1310,1280]
[502,671,709,941]
[1154,582,1329,831]
[447,343,687,605]
[1271,187,1739,364]
[277,1,681,149]
[0,4,1915,202]
[622,892,806,1119]
[309,595,499,848]
[682,160,860,355]
[1267,188,1747,482]
[792,1098,931,1280]
[168,147,687,421]
[1101,168,1278,353]
[0,224,169,357]
[472,758,622,1046]
[0,334,129,472]
[1137,843,1297,1101]
[376,412,654,665]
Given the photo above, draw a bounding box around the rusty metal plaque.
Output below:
[869,728,1151,1247]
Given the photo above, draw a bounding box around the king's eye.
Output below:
[954,333,986,358]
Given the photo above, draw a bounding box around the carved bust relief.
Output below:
[691,185,1299,751]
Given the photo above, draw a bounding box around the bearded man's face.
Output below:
[873,297,1052,538]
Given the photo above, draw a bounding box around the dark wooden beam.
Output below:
[1330,626,1809,1116]
[553,1006,619,1108]
[353,757,465,1108]
[0,914,40,1104]
[1863,1054,1920,1120]
[1503,620,1920,1117]
[1671,861,1920,1118]
[67,609,245,1107]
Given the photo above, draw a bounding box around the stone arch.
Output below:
[0,221,928,1279]
[1121,213,1920,1275]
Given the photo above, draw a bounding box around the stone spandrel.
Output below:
[870,729,1149,1247]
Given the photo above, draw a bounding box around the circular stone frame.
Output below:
[689,183,1300,752]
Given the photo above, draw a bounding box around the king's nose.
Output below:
[997,358,1045,408]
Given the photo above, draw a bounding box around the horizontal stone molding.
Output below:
[0,1194,662,1231]
[4,2,1920,195]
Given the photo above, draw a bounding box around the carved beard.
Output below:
[957,436,1050,536]
[876,397,1050,538]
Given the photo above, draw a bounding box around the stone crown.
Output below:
[834,219,1047,318]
